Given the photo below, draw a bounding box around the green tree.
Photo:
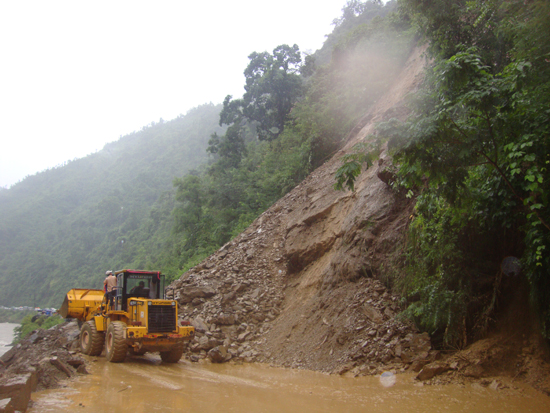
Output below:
[335,0,550,342]
[220,44,303,142]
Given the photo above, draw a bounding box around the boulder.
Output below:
[190,317,209,333]
[177,286,217,304]
[50,356,73,378]
[463,364,485,378]
[409,333,431,353]
[196,336,221,351]
[208,346,228,363]
[0,398,15,413]
[0,374,33,412]
[333,362,355,375]
[222,292,236,305]
[416,362,450,381]
[363,304,383,324]
[215,314,237,325]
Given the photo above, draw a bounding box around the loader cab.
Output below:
[113,270,166,312]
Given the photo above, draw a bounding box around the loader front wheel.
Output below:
[160,343,184,363]
[105,321,127,363]
[80,321,104,356]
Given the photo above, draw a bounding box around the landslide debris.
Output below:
[169,44,550,397]
[169,46,434,375]
[0,321,88,411]
[170,149,436,376]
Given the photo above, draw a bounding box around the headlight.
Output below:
[129,300,137,306]
[171,301,176,306]
[147,301,152,306]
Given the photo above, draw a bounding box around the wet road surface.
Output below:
[29,354,550,412]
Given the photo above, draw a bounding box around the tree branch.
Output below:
[450,116,550,231]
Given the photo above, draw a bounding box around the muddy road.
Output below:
[29,355,550,413]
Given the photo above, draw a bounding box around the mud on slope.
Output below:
[169,46,433,375]
[169,44,550,394]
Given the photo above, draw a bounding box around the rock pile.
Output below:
[168,212,287,364]
[168,47,434,375]
[171,242,440,376]
[0,321,87,412]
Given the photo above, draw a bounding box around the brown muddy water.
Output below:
[29,354,550,413]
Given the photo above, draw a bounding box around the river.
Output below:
[0,322,18,357]
[28,354,550,413]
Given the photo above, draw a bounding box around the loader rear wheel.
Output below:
[105,321,127,363]
[80,321,104,356]
[160,343,184,363]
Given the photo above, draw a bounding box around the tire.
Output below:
[80,321,105,356]
[160,343,184,363]
[105,321,128,363]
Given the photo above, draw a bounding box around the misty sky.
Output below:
[0,0,346,188]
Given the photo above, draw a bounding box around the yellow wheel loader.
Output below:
[59,269,194,363]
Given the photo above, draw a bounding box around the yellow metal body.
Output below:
[59,288,105,321]
[60,288,194,354]
[93,315,107,331]
[122,298,194,352]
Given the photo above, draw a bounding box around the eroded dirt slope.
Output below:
[169,45,550,394]
[170,46,433,375]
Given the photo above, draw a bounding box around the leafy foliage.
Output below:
[13,314,65,343]
[333,0,550,344]
[219,44,303,142]
[394,0,550,342]
[334,141,381,192]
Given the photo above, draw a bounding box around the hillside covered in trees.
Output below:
[0,103,224,306]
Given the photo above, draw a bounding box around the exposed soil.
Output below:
[168,44,550,396]
[0,321,91,411]
[0,322,87,389]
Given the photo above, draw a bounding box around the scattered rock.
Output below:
[0,398,15,413]
[333,362,355,375]
[463,364,485,378]
[208,346,228,363]
[416,362,450,381]
[50,356,73,378]
[0,373,33,412]
[0,320,87,411]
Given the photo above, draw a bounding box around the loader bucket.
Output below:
[59,288,105,321]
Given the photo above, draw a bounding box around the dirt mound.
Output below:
[0,321,89,410]
[414,276,550,395]
[170,46,436,374]
[170,43,550,395]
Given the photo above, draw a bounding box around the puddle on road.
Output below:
[29,355,550,413]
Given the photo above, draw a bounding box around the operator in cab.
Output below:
[130,281,146,295]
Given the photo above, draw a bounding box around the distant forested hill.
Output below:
[0,103,223,307]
